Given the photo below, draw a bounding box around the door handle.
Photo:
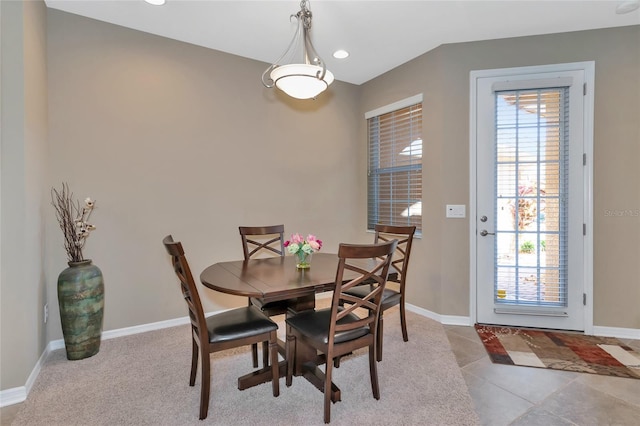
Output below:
[480,229,495,236]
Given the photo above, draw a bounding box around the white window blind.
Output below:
[367,96,422,234]
[493,87,569,307]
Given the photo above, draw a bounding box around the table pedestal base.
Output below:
[237,350,341,403]
[237,293,341,401]
[301,362,341,402]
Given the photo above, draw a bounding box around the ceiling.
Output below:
[44,1,640,85]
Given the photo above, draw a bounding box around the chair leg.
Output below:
[199,351,211,420]
[400,300,409,342]
[369,343,380,400]
[249,299,259,368]
[262,341,270,367]
[285,329,295,387]
[269,333,280,397]
[324,352,333,424]
[190,338,198,386]
[376,313,384,362]
[251,343,259,368]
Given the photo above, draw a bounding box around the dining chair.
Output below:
[162,235,280,420]
[239,225,292,368]
[285,240,397,424]
[343,224,416,361]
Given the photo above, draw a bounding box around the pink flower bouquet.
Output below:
[284,233,322,268]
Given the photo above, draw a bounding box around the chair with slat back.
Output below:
[285,240,397,424]
[343,224,416,361]
[162,235,279,420]
[239,225,292,368]
[239,225,285,260]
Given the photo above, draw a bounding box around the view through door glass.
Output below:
[495,89,568,308]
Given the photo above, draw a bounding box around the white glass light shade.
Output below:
[271,64,335,100]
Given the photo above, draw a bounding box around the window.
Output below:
[366,95,423,234]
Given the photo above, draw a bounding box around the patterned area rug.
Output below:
[475,324,640,379]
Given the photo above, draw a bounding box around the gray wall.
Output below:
[1,2,638,394]
[44,9,364,339]
[0,0,49,390]
[360,26,640,327]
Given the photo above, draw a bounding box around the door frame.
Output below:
[469,62,595,334]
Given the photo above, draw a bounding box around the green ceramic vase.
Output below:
[57,259,104,360]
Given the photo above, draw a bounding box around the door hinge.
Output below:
[583,293,587,306]
[583,82,587,96]
[583,223,587,236]
[583,153,587,166]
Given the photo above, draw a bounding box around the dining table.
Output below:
[200,252,395,403]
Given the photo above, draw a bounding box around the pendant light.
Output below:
[262,0,334,100]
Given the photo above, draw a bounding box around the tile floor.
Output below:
[2,325,639,425]
[443,325,640,425]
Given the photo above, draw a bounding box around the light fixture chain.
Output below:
[298,0,313,29]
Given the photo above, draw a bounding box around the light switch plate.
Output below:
[446,204,466,218]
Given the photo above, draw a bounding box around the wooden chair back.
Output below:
[285,240,397,422]
[329,240,397,344]
[162,235,207,347]
[374,224,416,291]
[239,225,287,367]
[239,225,285,260]
[163,235,280,420]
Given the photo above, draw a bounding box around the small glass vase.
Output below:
[296,251,312,269]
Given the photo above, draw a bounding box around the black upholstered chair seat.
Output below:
[344,285,402,309]
[206,306,278,344]
[248,297,290,314]
[286,308,369,345]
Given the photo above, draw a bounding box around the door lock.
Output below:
[480,229,495,236]
[480,215,488,222]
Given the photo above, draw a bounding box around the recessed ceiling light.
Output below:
[333,50,349,59]
[145,0,166,6]
[616,1,639,14]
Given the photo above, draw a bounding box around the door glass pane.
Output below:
[494,88,569,307]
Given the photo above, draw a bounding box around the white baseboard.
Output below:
[2,305,638,408]
[321,296,473,326]
[406,303,472,326]
[592,326,640,340]
[102,316,191,340]
[0,387,26,407]
[0,337,53,407]
[44,316,192,355]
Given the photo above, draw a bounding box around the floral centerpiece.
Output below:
[51,182,97,262]
[284,233,322,269]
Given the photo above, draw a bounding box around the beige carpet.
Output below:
[13,307,479,425]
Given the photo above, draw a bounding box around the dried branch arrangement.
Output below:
[51,183,96,263]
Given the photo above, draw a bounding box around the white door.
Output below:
[471,63,593,331]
